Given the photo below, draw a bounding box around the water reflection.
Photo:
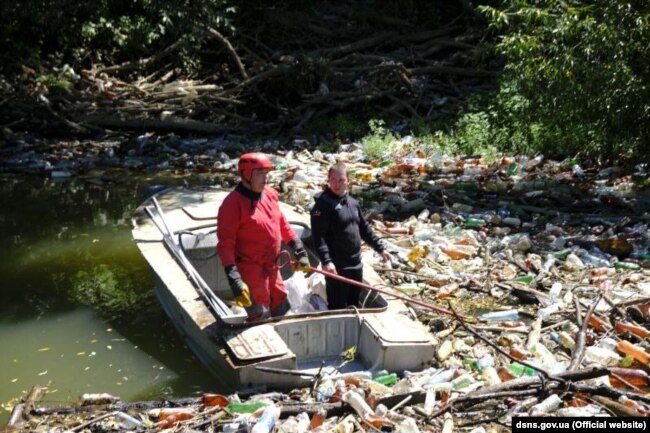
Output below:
[0,173,222,424]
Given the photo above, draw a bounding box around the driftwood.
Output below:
[0,5,497,137]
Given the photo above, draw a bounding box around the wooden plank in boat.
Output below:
[363,313,432,344]
[224,325,289,362]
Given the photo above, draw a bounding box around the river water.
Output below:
[0,172,224,424]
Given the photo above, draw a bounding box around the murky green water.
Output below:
[0,172,223,424]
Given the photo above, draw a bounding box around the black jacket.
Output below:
[310,188,384,269]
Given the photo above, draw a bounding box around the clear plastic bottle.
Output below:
[251,404,281,433]
[342,390,373,418]
[529,394,563,414]
[479,309,519,322]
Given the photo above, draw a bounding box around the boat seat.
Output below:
[224,324,291,362]
[358,311,435,372]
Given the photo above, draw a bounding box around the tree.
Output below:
[479,0,649,158]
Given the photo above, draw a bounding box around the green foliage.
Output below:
[477,0,650,158]
[35,73,73,96]
[69,264,145,320]
[0,0,232,73]
[361,119,398,160]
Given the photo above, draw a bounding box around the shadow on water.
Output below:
[0,173,225,423]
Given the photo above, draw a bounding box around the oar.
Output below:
[145,198,241,321]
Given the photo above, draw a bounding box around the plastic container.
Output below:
[251,404,281,433]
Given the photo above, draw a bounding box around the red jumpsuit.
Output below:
[217,184,297,312]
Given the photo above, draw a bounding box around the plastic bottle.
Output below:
[557,331,576,350]
[481,366,502,386]
[309,408,327,430]
[509,346,532,361]
[251,404,281,433]
[588,314,611,332]
[617,340,650,365]
[529,394,563,414]
[614,261,641,271]
[479,309,519,322]
[342,390,373,418]
[584,346,622,366]
[608,368,650,390]
[156,408,197,429]
[203,393,229,407]
[477,355,494,371]
[451,373,474,390]
[615,321,650,339]
[417,209,431,222]
[538,303,563,319]
[81,393,120,406]
[508,362,537,377]
[373,373,398,386]
[397,417,420,433]
[113,412,143,429]
[315,379,335,402]
[228,400,269,414]
[465,218,485,228]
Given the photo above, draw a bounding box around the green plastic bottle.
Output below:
[373,373,398,386]
[227,400,269,414]
[515,275,535,285]
[465,218,486,228]
[508,362,537,377]
[614,262,641,271]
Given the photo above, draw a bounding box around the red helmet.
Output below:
[238,152,273,181]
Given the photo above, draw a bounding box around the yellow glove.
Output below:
[234,284,252,308]
[294,255,311,273]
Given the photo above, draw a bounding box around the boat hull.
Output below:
[132,187,435,389]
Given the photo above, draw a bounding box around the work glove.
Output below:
[289,238,310,273]
[225,265,252,307]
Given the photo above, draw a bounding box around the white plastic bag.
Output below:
[284,272,314,314]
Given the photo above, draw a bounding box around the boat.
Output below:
[131,187,436,391]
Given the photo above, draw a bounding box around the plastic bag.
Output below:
[285,272,315,314]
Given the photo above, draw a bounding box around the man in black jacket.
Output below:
[310,162,392,309]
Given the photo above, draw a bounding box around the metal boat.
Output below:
[131,187,435,390]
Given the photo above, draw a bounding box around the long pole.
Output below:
[307,265,467,319]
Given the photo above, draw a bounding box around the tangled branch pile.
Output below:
[0,2,495,137]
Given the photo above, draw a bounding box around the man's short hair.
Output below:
[328,162,348,177]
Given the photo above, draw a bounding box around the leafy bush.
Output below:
[478,1,650,158]
[361,119,398,160]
